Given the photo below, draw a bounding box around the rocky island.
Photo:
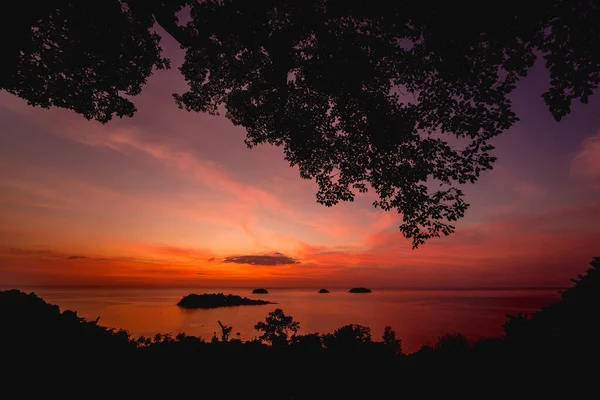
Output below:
[177,293,272,309]
[252,288,269,294]
[318,289,330,293]
[348,287,372,293]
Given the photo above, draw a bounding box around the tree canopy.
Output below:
[254,308,300,345]
[3,0,599,247]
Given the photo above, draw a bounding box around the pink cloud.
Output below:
[0,92,415,250]
[572,131,600,181]
[144,244,215,260]
[358,201,600,271]
[1,94,287,215]
[511,180,546,197]
[47,123,350,242]
[0,179,72,210]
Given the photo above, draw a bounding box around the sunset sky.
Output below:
[1,31,599,289]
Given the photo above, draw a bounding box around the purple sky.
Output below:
[0,32,598,288]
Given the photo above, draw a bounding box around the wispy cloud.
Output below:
[145,245,216,261]
[572,131,600,183]
[2,246,64,259]
[511,180,546,197]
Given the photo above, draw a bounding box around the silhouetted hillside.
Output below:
[503,257,600,355]
[0,289,133,354]
[348,287,371,293]
[177,293,272,308]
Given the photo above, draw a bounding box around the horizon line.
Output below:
[2,285,567,291]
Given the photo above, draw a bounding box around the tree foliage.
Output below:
[217,320,233,342]
[0,1,181,122]
[254,308,300,345]
[322,323,372,349]
[504,257,600,350]
[434,332,470,354]
[382,325,402,355]
[3,0,600,246]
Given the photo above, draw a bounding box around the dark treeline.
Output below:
[1,257,598,398]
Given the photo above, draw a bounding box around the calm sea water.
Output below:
[5,286,561,353]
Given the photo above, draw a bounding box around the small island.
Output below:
[177,293,272,309]
[349,287,372,293]
[252,288,269,294]
[318,289,330,293]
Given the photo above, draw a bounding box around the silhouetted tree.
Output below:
[415,344,435,357]
[1,1,182,123]
[504,256,600,353]
[3,1,599,245]
[550,256,600,343]
[382,325,402,355]
[254,308,300,346]
[322,324,372,350]
[434,333,470,354]
[291,333,323,351]
[136,335,153,347]
[503,312,534,342]
[217,320,233,342]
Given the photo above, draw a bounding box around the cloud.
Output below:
[56,127,290,213]
[359,201,600,266]
[3,246,64,259]
[511,180,546,197]
[1,246,167,266]
[147,245,215,260]
[223,252,300,266]
[572,132,600,180]
[0,93,407,249]
[0,179,72,209]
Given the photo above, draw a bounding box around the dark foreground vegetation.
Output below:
[1,257,598,398]
[177,293,272,309]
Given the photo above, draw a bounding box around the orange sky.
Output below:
[1,33,599,289]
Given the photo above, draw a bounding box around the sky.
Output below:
[1,31,599,289]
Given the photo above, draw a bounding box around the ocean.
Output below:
[5,286,562,353]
